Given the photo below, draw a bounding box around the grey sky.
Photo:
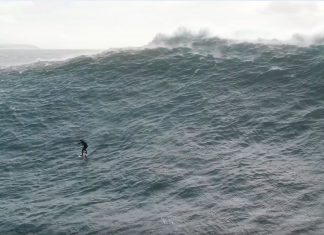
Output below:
[0,1,323,49]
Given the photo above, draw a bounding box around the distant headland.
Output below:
[0,44,39,49]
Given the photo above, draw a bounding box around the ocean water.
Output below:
[1,35,324,234]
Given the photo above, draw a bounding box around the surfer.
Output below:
[79,139,88,160]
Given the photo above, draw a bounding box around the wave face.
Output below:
[1,36,324,234]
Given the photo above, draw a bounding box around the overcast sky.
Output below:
[1,0,324,49]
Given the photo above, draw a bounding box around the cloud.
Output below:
[262,2,323,27]
[0,0,34,23]
[264,2,319,15]
[0,1,34,9]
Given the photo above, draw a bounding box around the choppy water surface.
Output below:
[1,35,324,234]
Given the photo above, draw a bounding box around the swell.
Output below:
[1,37,324,234]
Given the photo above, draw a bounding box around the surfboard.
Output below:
[78,154,88,160]
[78,148,95,159]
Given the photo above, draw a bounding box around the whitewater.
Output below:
[1,34,324,234]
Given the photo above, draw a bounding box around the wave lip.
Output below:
[149,28,324,48]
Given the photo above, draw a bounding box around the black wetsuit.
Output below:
[79,140,88,157]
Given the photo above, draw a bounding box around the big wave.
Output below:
[1,31,324,234]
